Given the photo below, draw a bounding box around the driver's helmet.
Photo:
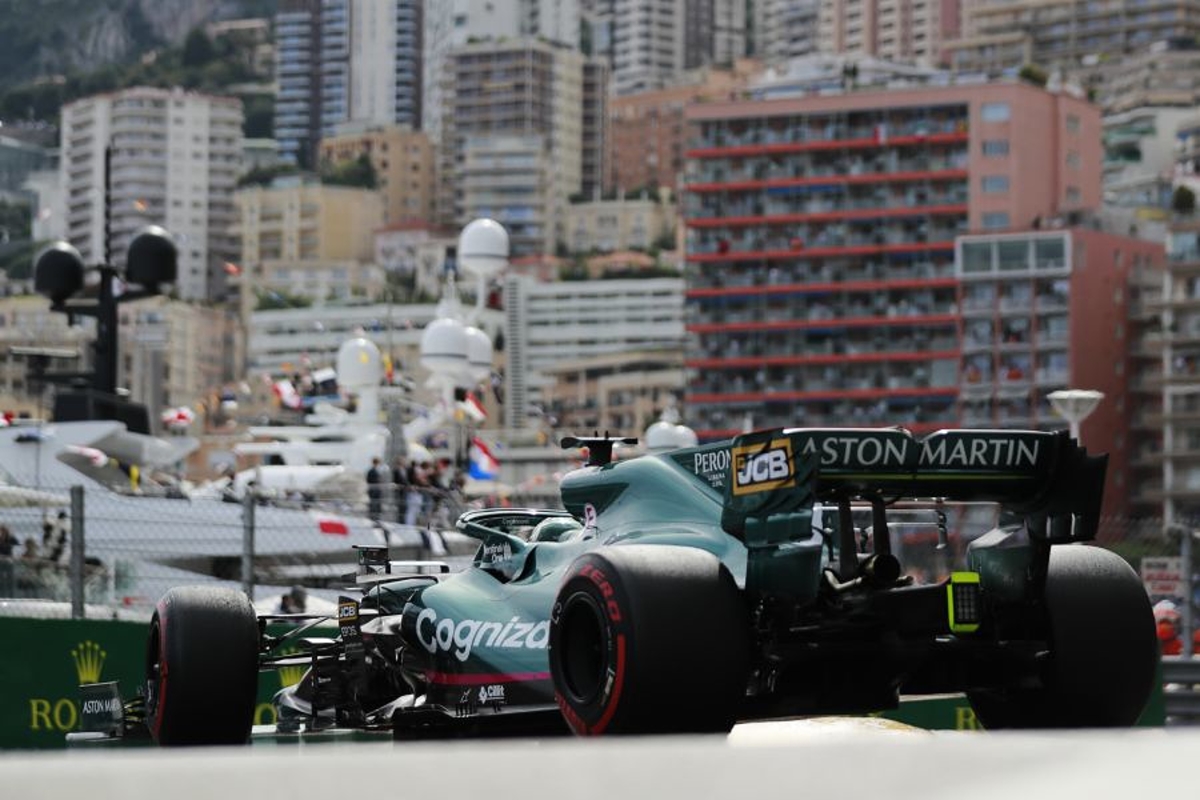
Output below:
[530,517,584,543]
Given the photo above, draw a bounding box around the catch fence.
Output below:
[0,482,474,619]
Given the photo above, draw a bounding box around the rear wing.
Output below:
[721,427,1107,543]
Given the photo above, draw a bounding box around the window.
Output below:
[1066,151,1080,169]
[1066,114,1080,133]
[982,139,1009,156]
[982,211,1010,229]
[1065,186,1081,204]
[982,175,1010,193]
[981,103,1010,122]
[962,241,992,272]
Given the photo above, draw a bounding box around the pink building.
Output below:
[682,81,1103,439]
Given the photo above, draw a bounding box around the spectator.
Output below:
[278,585,308,614]
[0,525,15,596]
[406,461,431,527]
[366,457,387,520]
[392,456,410,524]
[43,512,68,564]
[1155,600,1183,656]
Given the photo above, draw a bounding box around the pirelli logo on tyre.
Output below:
[731,438,796,496]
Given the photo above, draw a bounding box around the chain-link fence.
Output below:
[0,482,478,620]
[0,471,1185,629]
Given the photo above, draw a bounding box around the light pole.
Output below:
[1047,389,1104,442]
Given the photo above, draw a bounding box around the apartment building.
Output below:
[607,0,747,95]
[608,61,756,194]
[1131,218,1200,534]
[441,39,607,255]
[957,229,1163,527]
[502,275,685,429]
[540,350,686,433]
[565,192,677,254]
[232,180,384,320]
[682,80,1101,439]
[274,0,423,166]
[318,123,436,226]
[60,86,242,302]
[1092,40,1200,115]
[753,0,820,64]
[817,0,946,67]
[945,0,1200,77]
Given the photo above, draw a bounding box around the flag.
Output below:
[272,379,302,410]
[457,392,487,423]
[223,261,242,276]
[469,437,499,480]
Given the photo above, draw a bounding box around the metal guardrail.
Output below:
[1162,657,1200,722]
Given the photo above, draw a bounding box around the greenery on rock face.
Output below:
[0,0,160,93]
[0,16,274,138]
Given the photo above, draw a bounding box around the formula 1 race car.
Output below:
[139,427,1158,744]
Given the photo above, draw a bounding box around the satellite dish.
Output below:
[458,218,509,279]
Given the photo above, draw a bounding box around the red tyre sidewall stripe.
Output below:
[151,602,169,741]
[589,633,625,735]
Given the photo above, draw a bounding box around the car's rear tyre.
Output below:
[549,545,749,735]
[969,545,1157,729]
[145,586,259,745]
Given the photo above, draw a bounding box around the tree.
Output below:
[1018,63,1048,87]
[1173,185,1196,215]
[320,154,377,189]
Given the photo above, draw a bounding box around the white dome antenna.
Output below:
[458,218,509,279]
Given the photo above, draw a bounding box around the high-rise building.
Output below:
[274,0,423,167]
[682,80,1101,439]
[817,0,945,66]
[319,123,437,225]
[945,0,1200,77]
[60,87,243,302]
[440,39,607,255]
[423,0,583,143]
[609,0,747,95]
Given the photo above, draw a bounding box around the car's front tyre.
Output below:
[549,545,749,735]
[145,586,259,745]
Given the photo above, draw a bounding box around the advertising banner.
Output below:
[0,617,299,749]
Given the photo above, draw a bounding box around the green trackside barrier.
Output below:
[0,617,1169,749]
[0,617,316,750]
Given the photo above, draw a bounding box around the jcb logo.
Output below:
[732,439,796,495]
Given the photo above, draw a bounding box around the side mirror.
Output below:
[34,242,85,304]
[125,226,177,294]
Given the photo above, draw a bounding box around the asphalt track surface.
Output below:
[1,718,1196,799]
